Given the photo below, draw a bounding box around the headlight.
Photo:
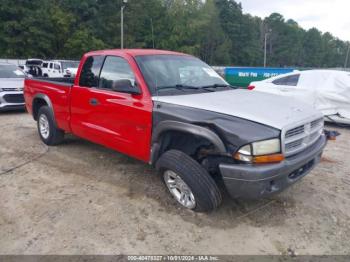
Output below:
[0,88,3,92]
[252,138,280,155]
[234,138,284,164]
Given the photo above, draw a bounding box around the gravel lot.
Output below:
[0,111,350,255]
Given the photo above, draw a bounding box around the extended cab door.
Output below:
[70,55,153,162]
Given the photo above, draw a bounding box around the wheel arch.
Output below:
[32,94,54,121]
[150,121,227,165]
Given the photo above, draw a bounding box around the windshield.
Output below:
[0,65,25,78]
[135,55,229,95]
[61,61,79,70]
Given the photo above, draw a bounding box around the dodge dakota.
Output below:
[24,49,327,212]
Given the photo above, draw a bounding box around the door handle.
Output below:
[89,98,100,106]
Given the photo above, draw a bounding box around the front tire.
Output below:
[37,106,64,145]
[156,150,222,212]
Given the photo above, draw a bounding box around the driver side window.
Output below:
[99,56,135,90]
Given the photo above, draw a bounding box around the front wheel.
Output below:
[37,106,64,145]
[156,150,222,212]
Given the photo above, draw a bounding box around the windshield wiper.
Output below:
[156,84,200,91]
[156,84,238,93]
[200,83,238,90]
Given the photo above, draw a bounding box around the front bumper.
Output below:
[0,91,25,111]
[219,134,327,199]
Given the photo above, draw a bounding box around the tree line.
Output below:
[0,0,349,68]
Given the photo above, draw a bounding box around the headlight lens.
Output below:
[0,88,3,92]
[252,138,280,155]
[234,138,284,164]
[238,144,251,155]
[235,144,253,162]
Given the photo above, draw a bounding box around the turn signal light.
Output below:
[253,153,285,164]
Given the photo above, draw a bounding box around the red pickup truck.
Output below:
[24,49,327,212]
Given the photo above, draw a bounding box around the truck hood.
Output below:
[0,78,24,90]
[153,89,322,130]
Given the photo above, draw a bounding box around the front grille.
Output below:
[283,118,324,156]
[3,94,24,103]
[285,139,303,151]
[285,125,304,138]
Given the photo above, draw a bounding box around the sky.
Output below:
[239,0,350,42]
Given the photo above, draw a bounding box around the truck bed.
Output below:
[24,77,74,132]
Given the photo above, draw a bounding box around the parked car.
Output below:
[42,60,79,78]
[24,49,327,212]
[0,63,25,111]
[249,70,350,125]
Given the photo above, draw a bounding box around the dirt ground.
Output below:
[0,111,350,255]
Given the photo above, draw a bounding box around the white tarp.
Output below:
[253,70,350,124]
[301,70,350,122]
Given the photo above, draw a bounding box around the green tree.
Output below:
[264,14,304,67]
[0,0,349,68]
[302,28,323,67]
[62,29,106,59]
[198,0,231,65]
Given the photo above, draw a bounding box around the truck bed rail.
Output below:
[27,77,74,86]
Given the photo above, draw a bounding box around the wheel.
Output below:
[156,150,222,212]
[37,106,64,145]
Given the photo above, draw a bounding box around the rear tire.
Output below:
[156,150,222,212]
[37,106,64,145]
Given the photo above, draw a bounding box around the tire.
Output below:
[37,106,64,145]
[156,150,222,212]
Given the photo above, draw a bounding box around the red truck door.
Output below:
[70,55,153,162]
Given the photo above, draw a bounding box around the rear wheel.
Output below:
[37,106,64,145]
[156,150,222,212]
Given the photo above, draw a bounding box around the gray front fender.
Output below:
[150,120,227,164]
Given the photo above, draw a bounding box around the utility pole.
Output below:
[345,43,350,69]
[150,18,155,49]
[264,29,272,67]
[121,0,128,49]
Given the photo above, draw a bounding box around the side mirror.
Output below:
[111,79,141,95]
